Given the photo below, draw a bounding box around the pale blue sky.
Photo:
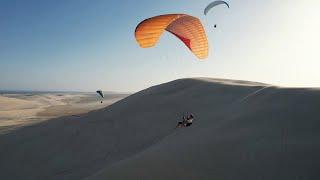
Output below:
[1,0,319,92]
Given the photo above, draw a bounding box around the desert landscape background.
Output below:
[1,78,319,180]
[0,91,128,134]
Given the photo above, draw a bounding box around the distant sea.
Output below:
[0,90,82,95]
[0,90,131,95]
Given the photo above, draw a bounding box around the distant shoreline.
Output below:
[0,90,132,95]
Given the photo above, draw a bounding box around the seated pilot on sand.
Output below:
[176,113,194,128]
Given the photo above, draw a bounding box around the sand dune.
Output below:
[0,78,319,180]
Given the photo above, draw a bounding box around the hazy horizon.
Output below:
[0,89,132,94]
[1,0,319,92]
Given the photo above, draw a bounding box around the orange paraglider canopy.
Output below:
[135,14,208,59]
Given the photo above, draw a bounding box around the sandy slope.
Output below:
[0,78,320,180]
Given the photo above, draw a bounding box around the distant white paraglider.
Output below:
[204,1,230,16]
[204,1,230,30]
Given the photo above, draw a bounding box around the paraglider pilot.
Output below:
[176,113,194,128]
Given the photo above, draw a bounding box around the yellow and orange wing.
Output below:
[135,14,209,59]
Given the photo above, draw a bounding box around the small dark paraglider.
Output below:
[214,24,217,28]
[96,90,104,103]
